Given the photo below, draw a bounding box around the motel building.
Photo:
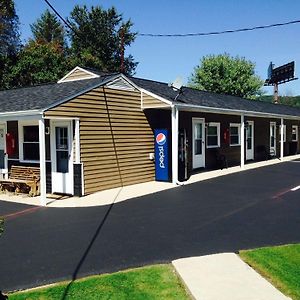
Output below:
[0,66,299,205]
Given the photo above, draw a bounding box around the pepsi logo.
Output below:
[156,133,166,146]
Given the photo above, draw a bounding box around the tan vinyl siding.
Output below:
[62,69,97,82]
[142,92,170,109]
[45,87,155,195]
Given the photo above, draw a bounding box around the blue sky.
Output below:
[15,0,300,95]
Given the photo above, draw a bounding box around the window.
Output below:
[22,125,39,161]
[292,125,298,142]
[206,123,220,148]
[279,125,286,143]
[230,123,240,146]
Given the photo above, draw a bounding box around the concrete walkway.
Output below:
[172,253,291,300]
[1,154,300,207]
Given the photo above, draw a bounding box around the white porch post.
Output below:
[240,114,245,169]
[171,106,179,184]
[75,119,80,164]
[39,118,47,206]
[280,118,284,160]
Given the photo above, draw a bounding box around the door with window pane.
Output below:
[246,121,254,160]
[270,122,276,156]
[51,122,73,194]
[192,118,205,168]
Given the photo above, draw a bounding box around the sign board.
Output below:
[154,129,169,181]
[265,61,296,85]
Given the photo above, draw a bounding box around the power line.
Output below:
[43,0,300,38]
[139,19,300,37]
[43,0,74,33]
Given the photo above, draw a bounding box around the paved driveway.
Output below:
[1,161,300,292]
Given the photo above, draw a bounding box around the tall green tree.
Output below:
[68,5,137,75]
[189,54,263,99]
[9,41,70,87]
[0,0,20,55]
[30,9,65,47]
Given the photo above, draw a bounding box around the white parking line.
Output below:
[291,185,300,192]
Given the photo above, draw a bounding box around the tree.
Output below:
[0,0,20,55]
[68,5,137,75]
[9,41,70,87]
[30,9,66,47]
[189,54,263,99]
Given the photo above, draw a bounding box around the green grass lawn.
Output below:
[240,243,300,300]
[8,264,190,300]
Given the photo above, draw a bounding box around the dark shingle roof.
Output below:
[131,77,300,117]
[0,69,300,118]
[0,75,116,113]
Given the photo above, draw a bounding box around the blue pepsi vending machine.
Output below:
[154,129,169,181]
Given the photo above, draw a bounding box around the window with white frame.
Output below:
[19,122,40,161]
[279,125,286,143]
[292,125,298,142]
[230,123,240,146]
[206,123,220,148]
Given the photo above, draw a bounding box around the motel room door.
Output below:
[246,121,254,160]
[0,124,7,178]
[192,118,205,168]
[270,122,276,156]
[51,121,74,194]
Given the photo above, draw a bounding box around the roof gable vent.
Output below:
[58,66,99,83]
[105,77,135,91]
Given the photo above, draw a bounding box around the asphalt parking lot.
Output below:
[1,161,300,292]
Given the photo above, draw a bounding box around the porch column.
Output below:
[280,118,284,160]
[240,114,245,169]
[39,118,47,206]
[171,106,179,184]
[75,119,80,164]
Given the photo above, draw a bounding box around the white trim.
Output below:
[192,117,205,169]
[279,124,286,143]
[230,123,241,146]
[139,88,173,107]
[245,120,254,161]
[0,110,42,120]
[175,103,300,120]
[270,122,277,156]
[57,66,100,83]
[171,106,179,184]
[39,119,47,206]
[240,115,245,169]
[81,162,85,196]
[280,118,284,160]
[18,120,39,162]
[292,125,298,142]
[0,123,8,178]
[50,120,74,195]
[75,119,80,164]
[206,122,220,148]
[43,75,120,112]
[43,116,79,121]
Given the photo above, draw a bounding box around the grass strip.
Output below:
[240,243,300,300]
[8,264,190,300]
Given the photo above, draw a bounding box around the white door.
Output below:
[192,118,205,168]
[0,125,7,178]
[246,121,254,160]
[270,122,276,156]
[51,121,73,194]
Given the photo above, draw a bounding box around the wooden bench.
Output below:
[0,166,40,197]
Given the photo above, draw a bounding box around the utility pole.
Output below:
[120,27,125,73]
